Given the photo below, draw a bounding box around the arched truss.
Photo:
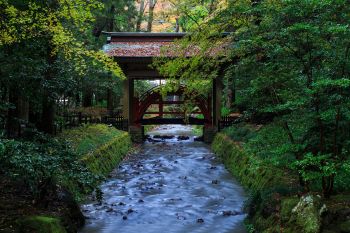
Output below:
[132,85,212,125]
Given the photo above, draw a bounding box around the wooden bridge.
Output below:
[103,32,224,143]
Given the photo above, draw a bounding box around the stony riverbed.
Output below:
[79,125,247,233]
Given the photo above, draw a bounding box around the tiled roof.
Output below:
[103,41,176,57]
[102,32,230,58]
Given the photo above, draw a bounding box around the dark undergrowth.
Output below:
[0,124,131,233]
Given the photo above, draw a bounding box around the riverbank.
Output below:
[0,124,132,233]
[212,133,350,233]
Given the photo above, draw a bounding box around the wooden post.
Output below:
[159,97,164,118]
[122,79,129,119]
[128,78,134,124]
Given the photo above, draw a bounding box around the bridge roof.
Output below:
[102,32,230,58]
[102,32,187,58]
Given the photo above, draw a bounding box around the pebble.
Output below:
[222,210,239,216]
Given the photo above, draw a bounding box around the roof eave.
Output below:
[102,32,187,37]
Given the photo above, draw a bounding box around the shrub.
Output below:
[244,123,295,167]
[0,133,100,202]
[222,123,256,142]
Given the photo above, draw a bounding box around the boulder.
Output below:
[288,195,326,233]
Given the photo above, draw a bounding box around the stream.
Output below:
[79,125,247,233]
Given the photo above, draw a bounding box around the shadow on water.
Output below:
[79,125,247,233]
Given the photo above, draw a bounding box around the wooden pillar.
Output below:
[122,79,129,119]
[206,76,222,142]
[159,96,163,118]
[128,78,134,124]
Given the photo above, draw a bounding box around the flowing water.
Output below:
[79,125,247,233]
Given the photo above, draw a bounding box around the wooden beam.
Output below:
[144,111,202,114]
[140,117,205,125]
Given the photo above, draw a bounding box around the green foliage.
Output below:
[0,133,100,201]
[0,124,131,203]
[0,0,130,136]
[0,0,123,77]
[134,80,153,97]
[245,123,295,167]
[222,123,256,143]
[93,0,137,33]
[221,107,231,116]
[159,0,350,197]
[291,153,336,183]
[178,4,209,32]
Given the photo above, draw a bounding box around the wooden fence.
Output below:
[54,112,128,134]
[218,116,240,131]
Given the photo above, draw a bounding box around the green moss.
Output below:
[212,133,294,192]
[17,216,66,233]
[287,195,323,233]
[81,131,131,177]
[61,124,131,177]
[60,124,124,156]
[281,197,299,223]
[253,215,277,232]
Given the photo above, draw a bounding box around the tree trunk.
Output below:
[6,87,20,137]
[209,0,216,13]
[225,76,235,109]
[39,40,57,135]
[322,175,334,198]
[39,0,59,135]
[136,0,145,31]
[147,0,156,32]
[83,89,93,107]
[18,96,29,122]
[175,18,180,32]
[107,88,114,113]
[75,92,81,107]
[40,95,55,134]
[107,5,115,31]
[2,47,26,137]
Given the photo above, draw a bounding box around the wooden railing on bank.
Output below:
[54,112,128,135]
[218,115,241,131]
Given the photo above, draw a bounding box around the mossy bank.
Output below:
[212,133,350,233]
[17,124,132,233]
[62,124,132,178]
